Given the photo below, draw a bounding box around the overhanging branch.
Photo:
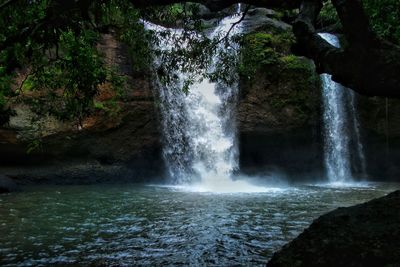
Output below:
[292,0,400,97]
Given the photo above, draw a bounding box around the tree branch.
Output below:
[291,0,400,97]
[331,0,378,46]
[216,4,251,45]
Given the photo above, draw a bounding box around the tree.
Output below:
[1,0,400,124]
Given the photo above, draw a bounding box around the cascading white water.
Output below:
[319,33,367,182]
[148,6,268,192]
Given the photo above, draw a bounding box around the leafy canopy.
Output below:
[0,0,244,127]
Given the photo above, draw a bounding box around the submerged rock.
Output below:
[0,175,19,193]
[267,190,400,267]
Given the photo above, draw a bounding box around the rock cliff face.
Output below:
[0,33,164,184]
[0,10,399,184]
[238,67,323,179]
[357,96,400,180]
[238,9,323,179]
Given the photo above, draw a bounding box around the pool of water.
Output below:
[0,182,399,266]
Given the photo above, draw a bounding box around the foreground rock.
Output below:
[267,190,400,267]
[0,175,19,193]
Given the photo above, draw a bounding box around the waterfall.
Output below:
[348,92,367,176]
[319,33,367,182]
[148,6,266,192]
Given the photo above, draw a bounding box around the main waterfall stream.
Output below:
[152,8,268,192]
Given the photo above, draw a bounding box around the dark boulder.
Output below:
[241,8,291,33]
[267,190,400,267]
[0,175,19,193]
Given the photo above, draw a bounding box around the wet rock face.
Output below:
[237,20,322,178]
[357,96,400,180]
[267,190,400,267]
[239,130,323,180]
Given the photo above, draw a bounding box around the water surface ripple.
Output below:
[0,183,398,266]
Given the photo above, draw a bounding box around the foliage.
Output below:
[17,29,123,128]
[363,0,400,44]
[280,55,315,74]
[150,5,244,91]
[238,31,295,79]
[27,139,42,154]
[319,1,340,27]
[318,0,400,45]
[239,30,318,121]
[0,0,235,128]
[97,0,154,71]
[141,3,190,27]
[0,0,140,128]
[276,55,319,113]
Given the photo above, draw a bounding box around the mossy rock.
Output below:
[238,27,320,129]
[239,30,296,79]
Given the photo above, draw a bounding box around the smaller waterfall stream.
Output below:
[319,33,367,183]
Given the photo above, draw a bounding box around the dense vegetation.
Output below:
[363,0,400,44]
[0,0,399,130]
[0,0,150,128]
[319,0,400,45]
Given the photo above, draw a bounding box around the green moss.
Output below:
[239,27,320,125]
[319,1,340,26]
[239,33,277,78]
[271,57,319,123]
[21,77,34,92]
[240,33,319,123]
[238,31,295,79]
[280,55,319,88]
[280,55,310,71]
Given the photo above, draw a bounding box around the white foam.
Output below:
[149,175,285,194]
[312,181,374,189]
